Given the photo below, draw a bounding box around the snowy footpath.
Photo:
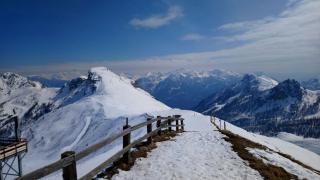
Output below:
[112,110,320,180]
[112,110,262,180]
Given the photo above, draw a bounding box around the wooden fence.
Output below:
[16,115,184,180]
[210,116,226,130]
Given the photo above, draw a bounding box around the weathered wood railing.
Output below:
[210,116,226,130]
[16,115,184,180]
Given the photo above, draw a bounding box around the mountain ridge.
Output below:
[195,75,320,138]
[135,69,242,109]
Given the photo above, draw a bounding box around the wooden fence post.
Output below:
[123,118,131,164]
[168,116,172,132]
[175,118,179,132]
[224,121,226,130]
[181,118,184,131]
[61,151,77,180]
[174,115,181,132]
[147,118,152,144]
[219,119,221,130]
[156,116,161,135]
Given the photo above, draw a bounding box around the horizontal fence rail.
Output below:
[17,115,184,180]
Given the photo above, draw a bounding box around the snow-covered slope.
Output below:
[196,74,320,138]
[0,73,57,136]
[277,132,320,155]
[222,117,320,172]
[2,68,320,180]
[135,69,241,110]
[113,111,320,180]
[22,67,169,173]
[114,110,262,180]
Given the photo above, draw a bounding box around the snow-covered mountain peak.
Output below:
[21,67,169,169]
[239,74,278,91]
[256,75,278,91]
[52,67,169,114]
[167,68,241,79]
[0,72,41,95]
[89,67,134,94]
[0,72,57,125]
[209,69,241,78]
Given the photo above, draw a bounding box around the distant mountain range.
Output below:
[2,70,320,139]
[28,75,67,88]
[134,69,241,109]
[1,68,319,177]
[135,70,320,138]
[195,74,320,138]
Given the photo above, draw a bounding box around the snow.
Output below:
[0,84,57,119]
[91,67,169,118]
[249,148,320,179]
[60,116,92,153]
[303,89,319,105]
[214,103,226,111]
[0,72,57,109]
[114,112,320,180]
[22,67,169,175]
[113,110,262,180]
[221,118,320,171]
[277,132,320,155]
[135,69,241,109]
[3,67,319,180]
[256,75,278,91]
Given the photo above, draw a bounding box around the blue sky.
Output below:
[0,0,319,80]
[0,0,286,65]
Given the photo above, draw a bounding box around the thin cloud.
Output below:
[4,0,320,81]
[129,5,183,29]
[218,17,275,32]
[216,0,320,43]
[181,33,205,41]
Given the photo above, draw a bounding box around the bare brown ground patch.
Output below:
[212,119,320,177]
[97,130,181,179]
[221,130,298,180]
